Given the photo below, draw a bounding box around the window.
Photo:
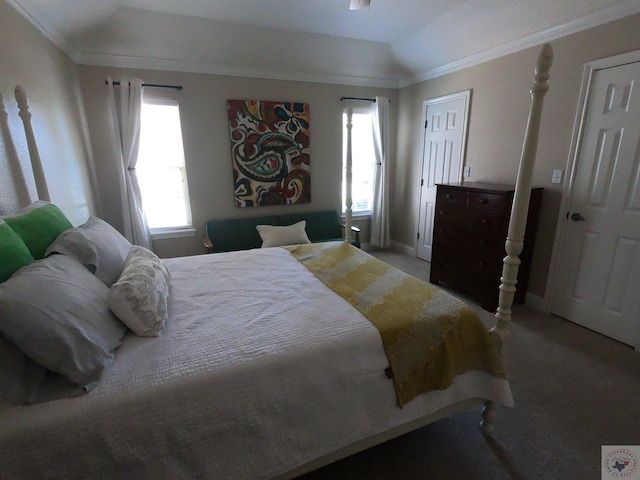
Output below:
[137,98,193,235]
[342,108,375,214]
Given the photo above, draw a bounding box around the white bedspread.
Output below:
[0,247,513,479]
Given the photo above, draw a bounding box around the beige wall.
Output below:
[0,0,95,225]
[394,14,640,298]
[78,65,396,258]
[4,0,639,299]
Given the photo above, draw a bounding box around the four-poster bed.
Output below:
[0,44,552,479]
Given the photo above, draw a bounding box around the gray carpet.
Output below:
[297,248,640,480]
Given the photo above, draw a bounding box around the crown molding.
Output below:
[399,0,640,88]
[75,52,401,89]
[8,0,399,88]
[9,0,640,90]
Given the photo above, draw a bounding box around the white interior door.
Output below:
[552,60,640,348]
[416,91,470,261]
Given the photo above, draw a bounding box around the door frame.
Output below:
[544,49,640,335]
[414,89,471,258]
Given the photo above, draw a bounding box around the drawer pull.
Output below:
[445,194,454,199]
[480,219,488,225]
[439,210,447,216]
[479,198,489,205]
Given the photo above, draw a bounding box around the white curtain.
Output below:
[370,96,390,248]
[107,78,152,249]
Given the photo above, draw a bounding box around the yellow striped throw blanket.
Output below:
[284,242,506,407]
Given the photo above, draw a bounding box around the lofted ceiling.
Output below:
[9,0,640,87]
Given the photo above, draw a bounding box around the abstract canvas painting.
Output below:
[227,99,311,207]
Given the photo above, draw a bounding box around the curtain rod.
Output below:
[106,81,183,91]
[340,96,376,102]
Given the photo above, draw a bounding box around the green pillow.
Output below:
[0,220,35,282]
[4,202,73,260]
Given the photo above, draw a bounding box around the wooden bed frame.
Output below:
[9,43,552,479]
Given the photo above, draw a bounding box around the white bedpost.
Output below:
[345,107,354,243]
[482,46,553,434]
[494,44,554,341]
[14,85,51,202]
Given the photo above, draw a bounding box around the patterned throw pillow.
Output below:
[108,246,171,337]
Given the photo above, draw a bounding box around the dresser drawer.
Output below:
[467,191,508,213]
[433,222,505,255]
[433,249,503,276]
[430,261,501,301]
[435,206,503,233]
[436,187,467,207]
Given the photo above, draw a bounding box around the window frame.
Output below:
[137,93,195,240]
[342,105,375,218]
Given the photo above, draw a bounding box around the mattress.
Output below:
[0,247,513,479]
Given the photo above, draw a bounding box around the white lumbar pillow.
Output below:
[108,246,171,337]
[256,221,311,248]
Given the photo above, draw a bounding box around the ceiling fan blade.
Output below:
[349,0,370,11]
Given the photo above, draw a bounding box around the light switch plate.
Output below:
[463,166,471,178]
[552,169,563,184]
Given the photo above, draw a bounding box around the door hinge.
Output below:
[417,231,420,240]
[421,179,424,186]
[424,120,428,129]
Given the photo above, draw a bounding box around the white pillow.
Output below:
[45,216,132,287]
[109,246,171,337]
[256,220,311,248]
[0,254,127,388]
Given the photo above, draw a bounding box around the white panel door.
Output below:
[416,91,470,261]
[552,61,640,347]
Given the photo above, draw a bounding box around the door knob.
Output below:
[570,212,585,221]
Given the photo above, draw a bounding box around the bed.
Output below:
[0,44,553,479]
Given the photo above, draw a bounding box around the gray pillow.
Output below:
[0,335,86,404]
[109,246,171,337]
[45,216,132,287]
[0,254,127,388]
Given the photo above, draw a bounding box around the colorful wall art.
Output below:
[227,100,311,207]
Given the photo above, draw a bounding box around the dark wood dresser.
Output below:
[429,182,543,312]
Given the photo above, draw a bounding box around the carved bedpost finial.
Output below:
[1,92,34,208]
[536,43,554,77]
[14,85,29,113]
[14,85,51,202]
[493,43,553,343]
[531,43,553,96]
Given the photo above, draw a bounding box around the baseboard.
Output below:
[524,292,545,312]
[390,240,415,256]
